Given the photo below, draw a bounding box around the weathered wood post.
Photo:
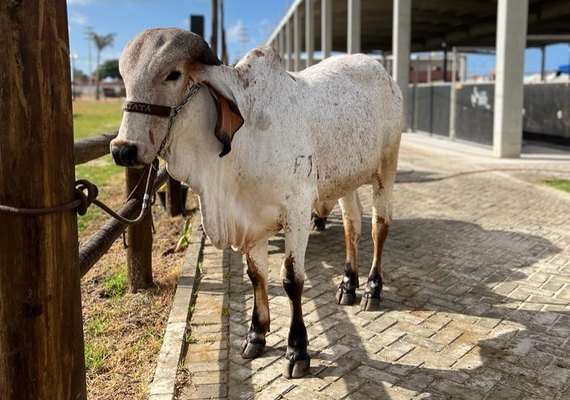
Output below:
[167,176,184,216]
[0,2,87,399]
[126,165,154,291]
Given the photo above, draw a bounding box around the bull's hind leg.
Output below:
[242,240,270,359]
[336,191,362,305]
[361,167,396,311]
[281,205,311,379]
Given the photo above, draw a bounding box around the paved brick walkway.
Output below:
[179,134,570,400]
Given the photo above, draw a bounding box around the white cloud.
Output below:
[227,20,249,44]
[69,12,88,26]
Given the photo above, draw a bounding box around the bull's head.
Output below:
[111,28,243,167]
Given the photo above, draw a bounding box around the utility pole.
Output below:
[220,0,229,64]
[211,0,218,57]
[84,26,93,87]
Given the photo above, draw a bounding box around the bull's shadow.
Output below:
[257,215,567,398]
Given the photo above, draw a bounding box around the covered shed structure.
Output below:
[266,0,570,157]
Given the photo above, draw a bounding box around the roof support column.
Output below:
[493,0,528,158]
[392,0,411,131]
[321,0,332,59]
[278,30,285,67]
[347,0,361,54]
[286,19,292,71]
[540,45,546,82]
[306,0,315,67]
[294,6,301,71]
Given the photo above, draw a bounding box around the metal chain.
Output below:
[158,83,202,156]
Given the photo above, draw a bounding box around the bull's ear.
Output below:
[206,85,244,157]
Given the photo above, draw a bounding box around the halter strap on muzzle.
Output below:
[121,83,202,156]
[122,102,173,118]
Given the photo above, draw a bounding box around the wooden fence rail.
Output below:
[74,131,117,165]
[79,168,168,277]
[73,132,183,291]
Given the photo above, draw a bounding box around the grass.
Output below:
[542,180,570,193]
[73,100,123,140]
[73,99,191,399]
[73,99,124,235]
[101,270,128,298]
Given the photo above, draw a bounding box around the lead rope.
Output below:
[0,161,158,226]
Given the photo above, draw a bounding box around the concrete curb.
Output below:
[149,221,205,400]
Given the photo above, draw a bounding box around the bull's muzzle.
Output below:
[111,143,139,167]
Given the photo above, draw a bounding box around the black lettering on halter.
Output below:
[122,101,173,118]
[122,83,202,156]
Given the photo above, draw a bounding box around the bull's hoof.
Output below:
[241,336,265,359]
[360,293,381,311]
[283,348,310,379]
[310,214,327,232]
[336,286,356,305]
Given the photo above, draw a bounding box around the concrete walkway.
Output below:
[178,134,570,400]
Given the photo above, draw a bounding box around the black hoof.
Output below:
[310,213,327,232]
[241,336,265,359]
[360,293,381,311]
[336,286,356,305]
[283,348,310,379]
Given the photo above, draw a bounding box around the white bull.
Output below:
[111,28,402,379]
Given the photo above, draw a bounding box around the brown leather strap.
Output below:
[123,101,172,118]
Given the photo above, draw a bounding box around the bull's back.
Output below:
[298,54,402,200]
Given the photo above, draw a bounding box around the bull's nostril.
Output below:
[111,144,138,166]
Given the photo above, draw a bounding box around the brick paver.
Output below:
[178,134,570,400]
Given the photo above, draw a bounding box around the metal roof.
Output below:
[268,0,570,52]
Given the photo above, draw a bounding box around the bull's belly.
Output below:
[315,167,373,201]
[199,196,282,253]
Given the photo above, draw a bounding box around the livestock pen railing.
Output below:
[74,131,184,288]
[0,4,201,399]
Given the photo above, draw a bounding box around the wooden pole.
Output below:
[0,2,87,399]
[125,165,154,291]
[79,169,168,277]
[220,0,229,64]
[211,0,219,57]
[167,177,184,217]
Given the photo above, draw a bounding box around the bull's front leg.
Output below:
[242,240,270,359]
[281,206,311,379]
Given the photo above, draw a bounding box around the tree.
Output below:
[98,59,121,80]
[91,32,115,100]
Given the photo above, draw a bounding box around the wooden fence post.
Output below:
[0,2,87,399]
[167,176,184,217]
[126,165,154,291]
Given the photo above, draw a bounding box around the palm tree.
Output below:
[91,32,115,100]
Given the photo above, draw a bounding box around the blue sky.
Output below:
[67,0,569,77]
[67,0,291,73]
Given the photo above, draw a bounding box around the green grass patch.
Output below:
[84,315,111,373]
[542,180,570,193]
[101,270,128,298]
[73,100,125,235]
[84,315,111,337]
[73,100,123,140]
[85,340,109,373]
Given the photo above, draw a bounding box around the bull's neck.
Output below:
[163,91,237,199]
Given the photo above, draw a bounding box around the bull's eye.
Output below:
[165,71,181,82]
